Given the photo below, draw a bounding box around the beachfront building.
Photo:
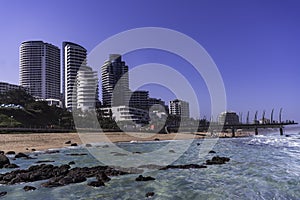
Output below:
[149,97,169,114]
[129,90,149,110]
[76,65,98,111]
[101,54,130,107]
[218,111,240,125]
[19,41,60,100]
[169,99,190,118]
[101,105,149,125]
[0,81,29,94]
[62,41,87,110]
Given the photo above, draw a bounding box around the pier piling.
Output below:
[280,127,283,136]
[231,128,235,137]
[255,128,258,135]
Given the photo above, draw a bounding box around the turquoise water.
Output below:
[1,127,300,199]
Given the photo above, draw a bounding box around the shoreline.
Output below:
[0,131,254,153]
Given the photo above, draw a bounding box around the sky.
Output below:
[0,0,299,122]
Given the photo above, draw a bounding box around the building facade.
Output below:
[129,90,149,110]
[19,41,60,99]
[101,54,130,107]
[62,41,87,110]
[76,65,98,111]
[218,111,240,125]
[169,99,190,118]
[0,82,29,94]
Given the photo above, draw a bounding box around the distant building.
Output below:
[169,99,190,118]
[62,41,87,110]
[0,81,29,94]
[19,41,60,100]
[101,105,149,125]
[76,66,98,111]
[218,111,239,125]
[101,54,130,107]
[129,90,149,110]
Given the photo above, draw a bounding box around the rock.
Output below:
[31,149,36,151]
[135,175,155,181]
[197,143,200,146]
[87,180,105,187]
[15,152,29,159]
[0,191,7,197]
[96,172,111,182]
[70,143,78,146]
[5,151,15,155]
[206,156,230,165]
[102,145,109,148]
[68,161,75,165]
[209,150,216,154]
[65,141,71,144]
[154,138,160,141]
[23,185,36,191]
[0,151,4,155]
[0,154,10,168]
[85,144,92,147]
[160,164,207,170]
[66,153,87,156]
[35,160,55,163]
[3,163,19,168]
[44,150,60,154]
[145,192,155,198]
[169,150,175,153]
[132,151,142,154]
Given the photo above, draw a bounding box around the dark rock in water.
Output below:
[3,163,19,169]
[0,191,7,197]
[23,185,36,191]
[135,175,155,181]
[31,149,36,152]
[5,151,15,155]
[87,180,105,187]
[68,161,75,165]
[160,164,207,170]
[206,156,230,165]
[209,150,216,154]
[169,150,175,153]
[70,143,78,146]
[96,172,111,182]
[15,152,29,159]
[0,151,4,155]
[197,143,200,146]
[65,141,71,144]
[85,144,92,147]
[145,192,155,198]
[0,154,10,168]
[154,138,160,141]
[102,145,109,148]
[285,135,291,137]
[44,150,60,154]
[132,151,142,154]
[66,153,87,156]
[35,160,55,164]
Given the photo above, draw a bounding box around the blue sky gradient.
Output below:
[0,0,299,121]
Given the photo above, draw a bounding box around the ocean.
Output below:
[1,127,300,200]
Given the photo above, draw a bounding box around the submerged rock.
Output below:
[15,152,29,159]
[0,191,7,197]
[70,143,78,146]
[135,175,155,181]
[209,150,216,154]
[23,185,36,191]
[206,156,230,165]
[145,192,155,198]
[87,180,105,187]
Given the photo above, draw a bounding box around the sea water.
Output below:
[1,127,300,200]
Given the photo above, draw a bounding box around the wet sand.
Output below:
[0,131,253,153]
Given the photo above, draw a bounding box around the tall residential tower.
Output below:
[19,41,60,99]
[62,42,87,110]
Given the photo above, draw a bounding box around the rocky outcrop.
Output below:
[15,153,29,159]
[23,185,36,191]
[0,154,10,168]
[87,180,105,187]
[5,151,15,155]
[206,156,230,165]
[0,191,7,197]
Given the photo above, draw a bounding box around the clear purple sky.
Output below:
[0,0,299,121]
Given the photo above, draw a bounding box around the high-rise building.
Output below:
[76,65,98,111]
[169,99,190,118]
[101,54,130,107]
[19,41,60,99]
[129,90,149,110]
[218,111,239,125]
[62,42,87,110]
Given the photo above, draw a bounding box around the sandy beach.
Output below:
[0,131,253,153]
